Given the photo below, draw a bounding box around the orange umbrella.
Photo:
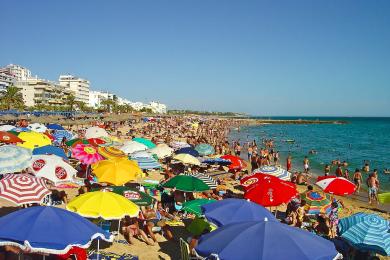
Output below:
[98,146,126,159]
[0,131,23,144]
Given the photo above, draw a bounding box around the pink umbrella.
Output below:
[0,174,51,205]
[71,144,104,165]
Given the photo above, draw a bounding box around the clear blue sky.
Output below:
[1,0,389,116]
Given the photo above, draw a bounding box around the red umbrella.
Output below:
[0,174,51,205]
[241,173,298,207]
[316,176,356,196]
[220,155,246,170]
[43,131,55,142]
[0,131,23,144]
[87,138,106,146]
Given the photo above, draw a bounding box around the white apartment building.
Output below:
[88,90,115,108]
[6,64,31,81]
[59,74,90,104]
[0,68,17,91]
[15,78,72,107]
[149,101,167,114]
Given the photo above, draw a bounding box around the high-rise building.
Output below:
[5,64,31,81]
[88,90,114,108]
[0,68,17,91]
[59,74,90,104]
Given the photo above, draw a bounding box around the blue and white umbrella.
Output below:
[0,145,32,174]
[52,130,74,144]
[27,123,47,133]
[0,125,16,131]
[132,157,161,170]
[46,124,65,130]
[252,166,291,181]
[195,144,215,156]
[12,127,31,132]
[338,213,390,256]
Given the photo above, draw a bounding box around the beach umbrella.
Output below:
[187,217,214,236]
[17,131,52,149]
[316,176,356,196]
[98,146,126,159]
[175,147,199,157]
[184,172,218,189]
[338,213,390,256]
[0,174,51,205]
[131,156,161,170]
[0,145,32,174]
[66,138,90,147]
[0,125,15,131]
[72,144,104,165]
[195,143,215,156]
[98,136,122,147]
[46,123,65,130]
[29,155,77,185]
[170,141,191,150]
[378,192,390,204]
[173,153,201,166]
[85,126,108,139]
[195,219,339,260]
[220,155,246,170]
[0,131,23,144]
[241,174,298,207]
[13,127,31,132]
[0,206,112,254]
[300,191,332,215]
[182,199,217,216]
[132,137,156,149]
[87,138,107,146]
[201,198,276,227]
[92,186,155,206]
[162,175,210,192]
[67,191,140,219]
[32,145,68,160]
[92,157,142,185]
[130,150,152,158]
[27,123,47,133]
[52,130,74,143]
[120,141,148,154]
[202,158,231,166]
[149,144,173,158]
[252,165,291,181]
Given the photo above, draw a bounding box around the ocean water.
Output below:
[228,117,390,191]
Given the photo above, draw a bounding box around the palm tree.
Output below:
[100,98,116,113]
[0,86,25,110]
[65,94,76,112]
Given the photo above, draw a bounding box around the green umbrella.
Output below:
[132,137,156,149]
[378,192,390,204]
[91,186,155,206]
[7,131,20,136]
[65,138,89,147]
[162,175,210,192]
[182,199,216,216]
[186,217,213,236]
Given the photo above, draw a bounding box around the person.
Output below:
[329,201,340,238]
[286,155,292,172]
[303,156,309,173]
[366,173,379,205]
[296,200,307,227]
[121,216,154,246]
[247,145,253,160]
[363,162,370,173]
[313,215,331,238]
[324,164,331,176]
[296,172,307,185]
[335,165,343,177]
[344,169,350,180]
[142,205,174,242]
[353,169,362,193]
[274,151,279,166]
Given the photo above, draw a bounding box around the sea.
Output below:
[228,117,390,192]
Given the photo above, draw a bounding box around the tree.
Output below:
[65,94,76,112]
[100,98,116,113]
[0,86,25,110]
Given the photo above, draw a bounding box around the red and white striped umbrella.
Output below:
[0,174,51,205]
[316,176,356,196]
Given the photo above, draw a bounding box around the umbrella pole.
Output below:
[117,219,121,242]
[97,239,100,260]
[274,207,278,217]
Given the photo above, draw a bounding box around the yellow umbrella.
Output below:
[17,131,52,149]
[173,153,201,166]
[66,191,139,219]
[92,157,142,185]
[97,146,126,159]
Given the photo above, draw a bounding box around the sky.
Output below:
[1,0,389,116]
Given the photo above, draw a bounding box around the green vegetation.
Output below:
[0,86,25,110]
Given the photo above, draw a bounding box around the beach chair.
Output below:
[180,238,204,260]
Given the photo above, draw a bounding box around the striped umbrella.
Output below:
[195,144,215,156]
[0,145,32,174]
[0,174,51,205]
[52,130,74,144]
[252,166,291,181]
[338,213,390,256]
[98,146,126,159]
[316,176,356,196]
[170,141,191,150]
[184,172,218,189]
[131,156,161,170]
[300,191,332,215]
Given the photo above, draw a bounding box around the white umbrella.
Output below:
[27,123,47,133]
[149,144,173,159]
[170,141,191,150]
[0,125,15,131]
[130,151,152,158]
[85,126,109,139]
[0,145,32,174]
[29,154,77,185]
[120,141,148,154]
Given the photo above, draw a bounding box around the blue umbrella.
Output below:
[201,198,275,227]
[131,156,161,170]
[175,147,199,157]
[202,158,231,166]
[196,220,339,260]
[47,123,65,130]
[33,145,68,160]
[0,206,113,254]
[52,130,74,143]
[195,143,215,156]
[338,213,390,256]
[13,127,31,132]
